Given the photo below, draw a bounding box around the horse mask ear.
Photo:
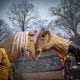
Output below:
[41,29,51,42]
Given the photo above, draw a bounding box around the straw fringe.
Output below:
[11,32,28,56]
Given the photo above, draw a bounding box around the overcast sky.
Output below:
[0,0,60,21]
[30,0,60,19]
[0,0,70,38]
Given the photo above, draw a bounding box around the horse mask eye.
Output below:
[41,33,44,39]
[42,30,51,42]
[40,31,46,40]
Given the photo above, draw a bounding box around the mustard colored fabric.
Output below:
[0,65,9,80]
[0,48,12,80]
[0,36,14,62]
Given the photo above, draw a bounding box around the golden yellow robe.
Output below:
[0,48,11,80]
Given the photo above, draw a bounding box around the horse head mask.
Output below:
[36,28,71,59]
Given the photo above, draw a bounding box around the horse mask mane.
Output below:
[12,32,36,60]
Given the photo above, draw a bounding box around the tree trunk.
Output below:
[21,22,25,32]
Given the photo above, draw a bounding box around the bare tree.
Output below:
[0,19,12,43]
[9,0,39,32]
[49,0,80,37]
